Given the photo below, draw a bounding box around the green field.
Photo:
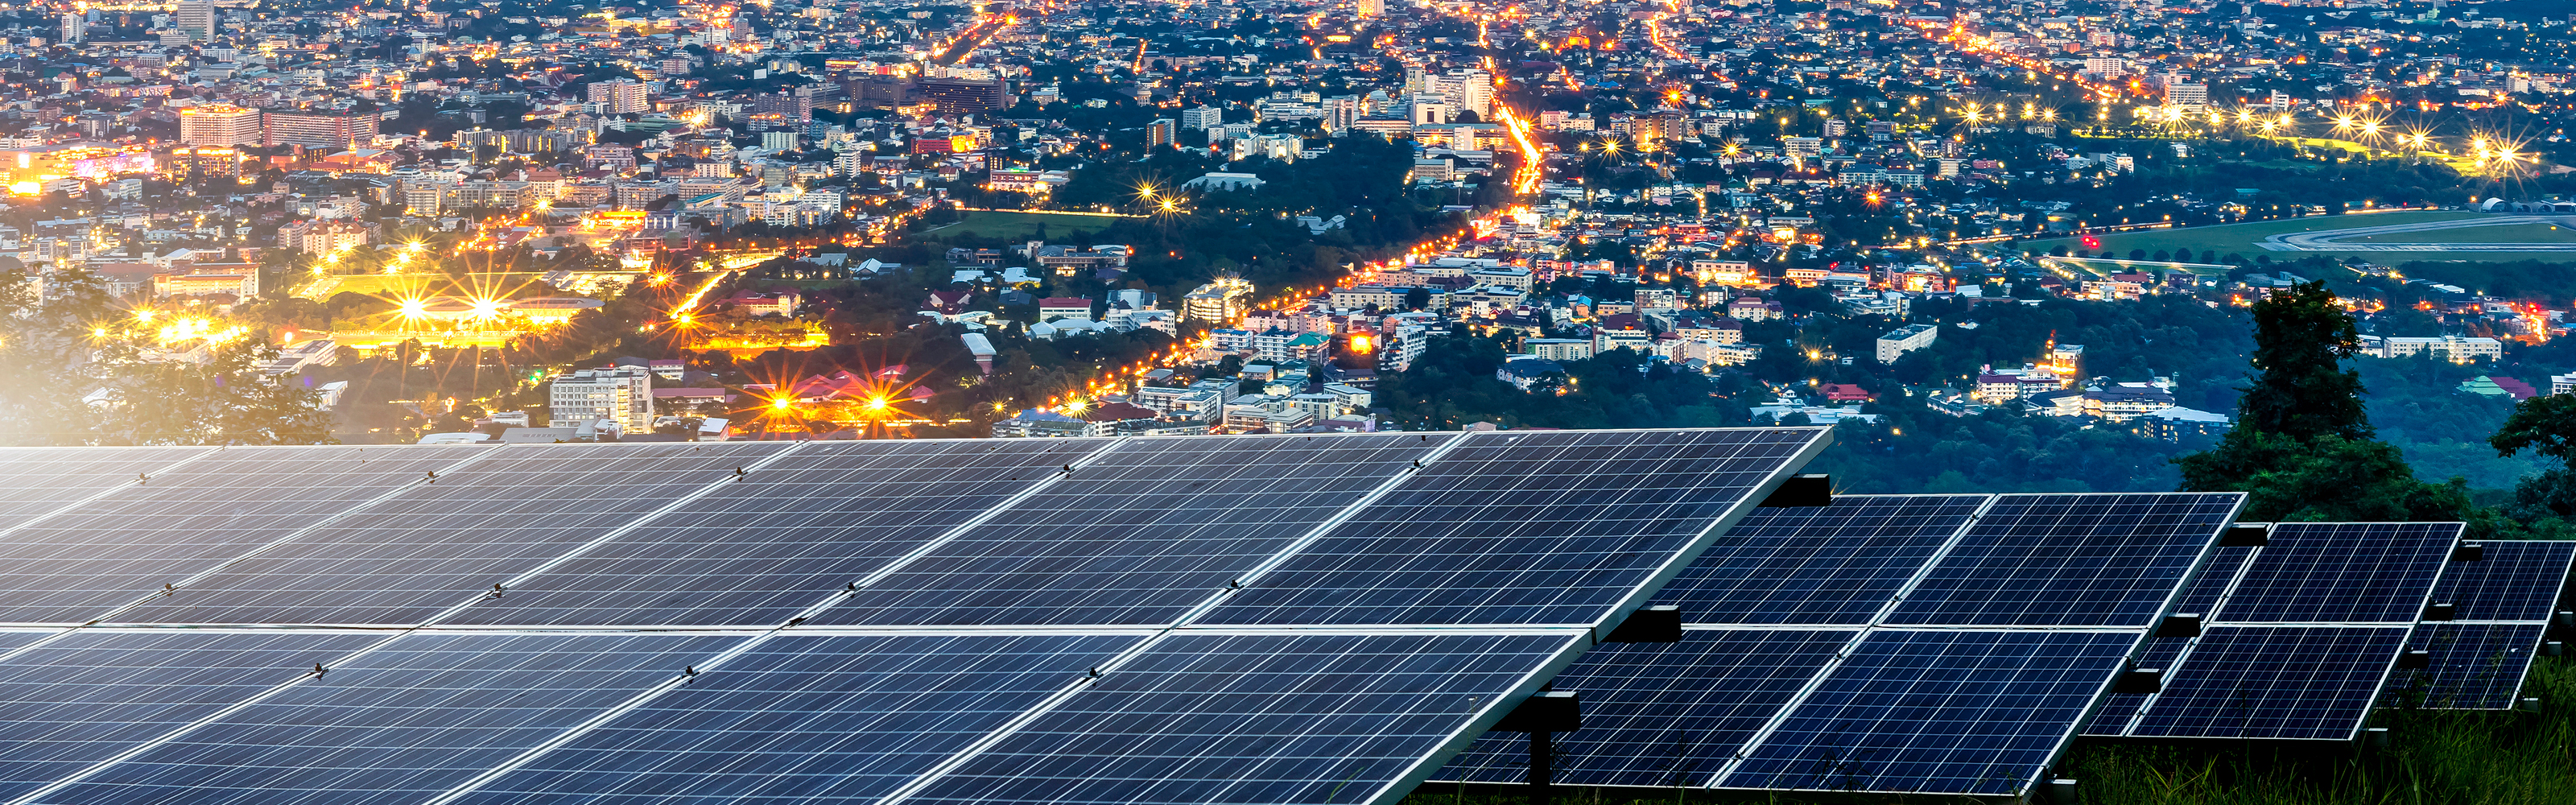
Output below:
[919,210,1136,242]
[2025,210,2576,264]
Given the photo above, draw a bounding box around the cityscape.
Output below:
[0,0,2570,803]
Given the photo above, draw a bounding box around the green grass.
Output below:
[1393,657,2576,805]
[919,210,1136,242]
[2025,211,2476,262]
[2025,211,2576,264]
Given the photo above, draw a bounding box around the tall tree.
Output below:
[2236,281,2372,441]
[2176,281,2469,522]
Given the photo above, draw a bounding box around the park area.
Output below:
[2026,209,2576,264]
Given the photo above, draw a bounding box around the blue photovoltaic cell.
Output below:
[2428,541,2575,622]
[1435,629,1852,787]
[441,439,1113,627]
[2216,522,2459,624]
[813,434,1452,627]
[2384,622,2549,710]
[1721,630,2137,797]
[0,445,497,625]
[0,630,383,801]
[31,632,745,805]
[1198,428,1827,627]
[2082,636,2190,737]
[902,632,1574,805]
[0,448,209,532]
[452,633,1139,805]
[2128,625,2409,741]
[2170,545,2254,617]
[112,442,791,626]
[1645,496,1987,625]
[1886,493,2241,628]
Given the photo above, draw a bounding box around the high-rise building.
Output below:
[2164,82,2208,108]
[168,147,242,183]
[175,0,215,40]
[263,110,378,148]
[1442,69,1494,118]
[1180,105,1222,130]
[548,367,654,433]
[58,13,81,44]
[178,104,262,146]
[1147,118,1177,149]
[587,80,650,114]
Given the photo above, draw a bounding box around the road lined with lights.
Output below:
[1025,2,1560,419]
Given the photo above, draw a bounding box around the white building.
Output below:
[549,366,654,433]
[2374,335,2504,363]
[1876,324,1938,364]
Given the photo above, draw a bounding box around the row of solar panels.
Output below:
[1431,496,2572,799]
[0,431,1825,805]
[0,434,2555,805]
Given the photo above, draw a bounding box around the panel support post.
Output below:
[1528,730,1553,805]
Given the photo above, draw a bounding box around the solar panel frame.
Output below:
[2125,625,2411,741]
[0,445,502,625]
[108,442,799,627]
[2384,622,2550,710]
[2426,540,2576,623]
[1715,629,2143,798]
[1883,493,2244,628]
[2214,522,2460,625]
[436,439,1120,628]
[23,631,749,805]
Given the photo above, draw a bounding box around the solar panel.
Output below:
[1645,495,1988,625]
[2215,522,2459,624]
[440,440,1116,627]
[448,632,1141,805]
[0,448,209,533]
[892,631,1576,805]
[2169,545,2255,617]
[1719,630,2138,797]
[2126,625,2409,741]
[0,630,384,801]
[112,443,793,627]
[1195,428,1831,627]
[810,434,1455,627]
[1436,629,1852,787]
[2428,540,2575,622]
[0,445,498,625]
[1885,493,2241,627]
[25,632,745,805]
[2384,622,2549,710]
